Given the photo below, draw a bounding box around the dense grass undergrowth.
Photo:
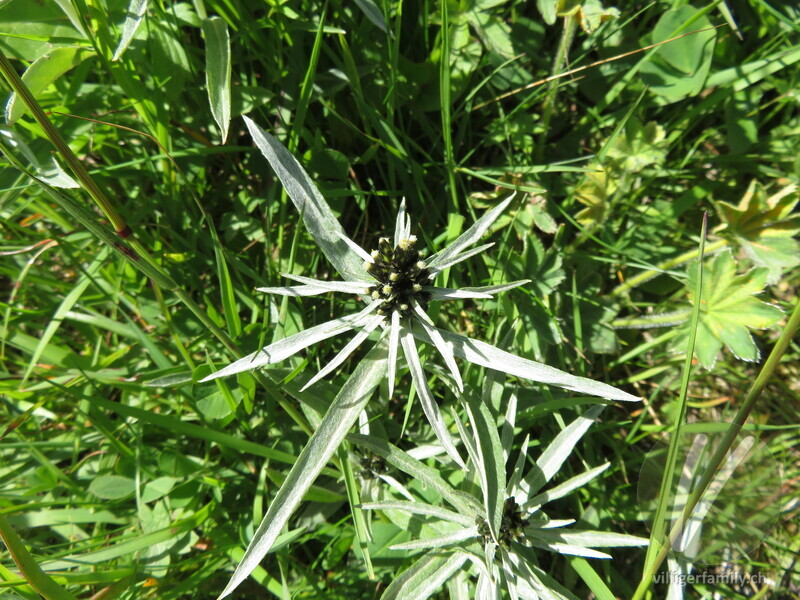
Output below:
[1,1,799,599]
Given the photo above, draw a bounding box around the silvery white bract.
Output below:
[362,398,648,600]
[205,117,640,599]
[203,119,639,467]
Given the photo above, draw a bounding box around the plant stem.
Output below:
[535,12,577,163]
[632,262,800,600]
[612,309,692,329]
[0,53,128,236]
[611,238,728,297]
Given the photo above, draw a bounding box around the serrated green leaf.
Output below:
[715,181,800,283]
[685,251,783,368]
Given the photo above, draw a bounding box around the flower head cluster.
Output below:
[204,118,641,599]
[365,235,430,318]
[362,402,648,599]
[203,116,638,463]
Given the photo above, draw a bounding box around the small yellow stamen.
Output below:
[382,285,392,295]
[389,272,399,282]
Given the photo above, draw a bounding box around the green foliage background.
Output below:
[0,0,798,598]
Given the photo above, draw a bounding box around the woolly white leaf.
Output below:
[280,273,370,293]
[428,287,493,300]
[244,117,365,281]
[401,330,467,470]
[381,553,468,600]
[395,197,411,242]
[428,243,495,276]
[428,195,514,269]
[521,405,605,497]
[201,303,379,381]
[415,326,640,403]
[216,343,388,599]
[522,463,610,513]
[387,311,401,398]
[389,527,478,551]
[412,302,462,391]
[112,0,148,61]
[362,501,474,526]
[256,285,335,297]
[300,314,384,390]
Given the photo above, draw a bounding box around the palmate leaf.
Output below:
[682,250,783,368]
[714,181,800,283]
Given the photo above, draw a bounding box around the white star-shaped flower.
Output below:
[362,402,648,600]
[202,120,638,469]
[206,117,641,600]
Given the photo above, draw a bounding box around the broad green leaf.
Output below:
[244,117,366,282]
[715,181,800,283]
[89,475,135,500]
[140,477,177,503]
[381,553,468,600]
[684,251,783,368]
[112,0,148,61]
[536,0,558,25]
[5,47,95,124]
[639,6,716,103]
[605,119,668,173]
[574,169,615,226]
[202,16,231,143]
[216,342,387,599]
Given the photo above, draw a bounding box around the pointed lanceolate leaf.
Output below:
[202,16,231,143]
[244,117,365,281]
[520,405,605,498]
[401,330,467,469]
[200,304,378,381]
[414,326,639,403]
[465,397,505,543]
[112,0,148,61]
[216,342,388,599]
[428,195,514,269]
[381,553,468,600]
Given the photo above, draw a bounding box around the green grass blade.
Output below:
[633,214,707,600]
[19,247,110,388]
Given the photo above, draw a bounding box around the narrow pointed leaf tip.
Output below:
[215,343,388,599]
[414,326,640,403]
[243,117,365,281]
